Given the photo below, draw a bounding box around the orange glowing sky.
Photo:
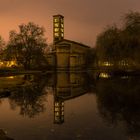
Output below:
[0,0,140,46]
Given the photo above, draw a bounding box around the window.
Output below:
[61,33,64,37]
[54,28,59,32]
[55,33,59,37]
[54,18,59,22]
[61,24,64,28]
[54,23,59,27]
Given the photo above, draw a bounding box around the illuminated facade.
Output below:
[53,15,64,43]
[51,14,90,70]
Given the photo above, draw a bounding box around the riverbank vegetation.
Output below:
[0,22,48,71]
[95,11,140,70]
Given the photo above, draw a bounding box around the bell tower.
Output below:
[53,14,64,43]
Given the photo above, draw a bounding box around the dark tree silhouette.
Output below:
[0,36,5,51]
[0,36,5,61]
[6,22,48,69]
[96,11,140,69]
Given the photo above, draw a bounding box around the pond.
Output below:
[0,72,140,140]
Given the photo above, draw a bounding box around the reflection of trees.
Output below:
[96,77,140,138]
[8,74,50,118]
[0,129,14,140]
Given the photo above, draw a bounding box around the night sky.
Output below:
[0,0,140,46]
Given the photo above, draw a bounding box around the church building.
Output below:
[47,14,90,71]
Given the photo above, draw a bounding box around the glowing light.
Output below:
[102,62,113,66]
[61,24,64,27]
[99,73,110,78]
[61,33,64,37]
[6,76,15,79]
[54,18,59,22]
[55,28,59,32]
[0,60,17,68]
[54,33,59,37]
[119,60,129,66]
[6,60,17,67]
[54,23,59,27]
[0,61,4,66]
[99,61,113,67]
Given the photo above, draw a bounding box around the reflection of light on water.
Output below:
[6,76,15,79]
[99,73,110,78]
[5,75,25,79]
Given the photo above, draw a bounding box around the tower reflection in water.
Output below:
[53,72,90,124]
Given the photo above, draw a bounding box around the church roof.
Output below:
[55,39,90,48]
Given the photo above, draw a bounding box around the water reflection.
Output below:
[53,72,90,124]
[96,76,140,139]
[0,72,140,139]
[0,129,14,140]
[0,72,91,120]
[0,74,49,118]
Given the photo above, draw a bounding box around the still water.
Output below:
[0,72,140,140]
